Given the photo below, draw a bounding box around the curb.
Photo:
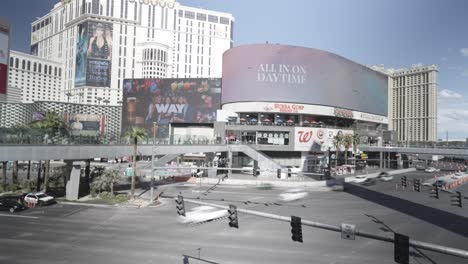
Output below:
[58,201,150,208]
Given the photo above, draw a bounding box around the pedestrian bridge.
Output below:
[0,144,282,176]
[360,146,468,157]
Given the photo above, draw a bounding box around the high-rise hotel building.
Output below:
[370,64,438,142]
[30,0,234,105]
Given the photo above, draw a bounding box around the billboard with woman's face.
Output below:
[0,19,9,98]
[122,78,222,138]
[75,21,113,88]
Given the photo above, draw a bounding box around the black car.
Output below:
[362,178,377,186]
[432,180,447,188]
[0,199,26,213]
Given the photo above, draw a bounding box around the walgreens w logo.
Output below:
[298,131,313,143]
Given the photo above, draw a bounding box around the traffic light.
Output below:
[451,191,463,208]
[151,177,156,188]
[176,195,185,216]
[277,168,281,179]
[290,216,303,243]
[228,204,239,228]
[394,233,409,264]
[413,179,420,192]
[401,176,407,188]
[431,185,439,199]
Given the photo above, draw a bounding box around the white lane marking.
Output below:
[191,189,279,196]
[0,214,39,219]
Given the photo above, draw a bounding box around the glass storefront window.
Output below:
[257,131,289,145]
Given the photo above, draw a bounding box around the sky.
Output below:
[1,0,468,139]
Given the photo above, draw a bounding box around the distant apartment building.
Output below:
[30,0,234,105]
[7,51,63,103]
[370,64,438,142]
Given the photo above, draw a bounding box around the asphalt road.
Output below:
[1,179,468,264]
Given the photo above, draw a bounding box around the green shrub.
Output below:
[114,194,129,203]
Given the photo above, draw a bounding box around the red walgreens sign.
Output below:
[297,130,313,143]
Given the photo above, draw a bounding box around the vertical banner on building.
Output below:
[75,22,88,87]
[0,22,9,96]
[293,127,353,151]
[86,21,112,87]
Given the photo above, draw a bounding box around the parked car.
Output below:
[377,172,394,182]
[425,167,440,173]
[24,192,56,206]
[0,199,26,213]
[362,178,377,186]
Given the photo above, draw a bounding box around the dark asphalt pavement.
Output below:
[0,177,468,264]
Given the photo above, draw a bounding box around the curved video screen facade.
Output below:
[222,44,388,116]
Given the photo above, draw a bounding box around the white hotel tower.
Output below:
[370,64,438,142]
[30,0,234,105]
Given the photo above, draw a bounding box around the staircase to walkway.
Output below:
[153,154,180,167]
[228,144,282,177]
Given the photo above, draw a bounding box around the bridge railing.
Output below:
[0,128,225,146]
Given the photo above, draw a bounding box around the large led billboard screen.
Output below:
[222,44,388,116]
[75,21,113,88]
[122,78,222,138]
[0,23,9,96]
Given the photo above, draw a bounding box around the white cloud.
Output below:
[438,103,468,139]
[461,48,468,57]
[439,89,463,99]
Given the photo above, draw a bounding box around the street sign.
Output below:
[341,223,356,240]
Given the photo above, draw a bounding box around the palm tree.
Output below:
[102,168,122,196]
[43,160,50,192]
[1,161,6,189]
[12,161,18,185]
[30,112,68,138]
[343,134,353,165]
[125,127,148,198]
[332,134,344,170]
[12,124,29,144]
[351,133,360,165]
[29,112,68,192]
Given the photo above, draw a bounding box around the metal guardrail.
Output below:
[181,198,468,260]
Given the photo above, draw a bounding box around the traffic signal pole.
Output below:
[180,198,468,260]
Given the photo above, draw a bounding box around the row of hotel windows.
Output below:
[9,57,62,77]
[178,10,230,25]
[33,2,230,34]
